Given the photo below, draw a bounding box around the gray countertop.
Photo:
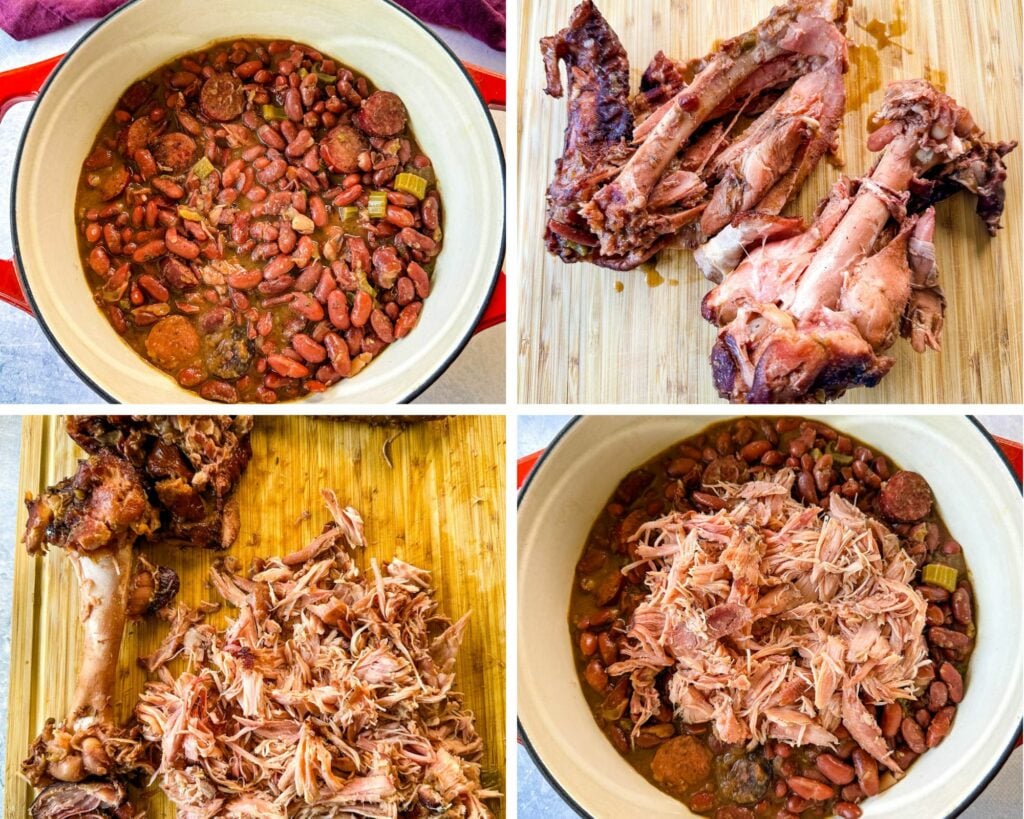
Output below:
[0,16,505,405]
[516,414,1023,819]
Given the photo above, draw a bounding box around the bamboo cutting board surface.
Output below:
[518,0,1023,404]
[4,416,506,816]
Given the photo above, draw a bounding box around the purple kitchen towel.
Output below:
[0,0,506,50]
[0,0,124,41]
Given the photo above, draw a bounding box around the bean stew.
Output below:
[75,38,442,403]
[569,417,975,819]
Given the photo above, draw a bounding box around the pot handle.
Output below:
[465,64,506,333]
[0,55,60,314]
[517,449,543,489]
[464,63,505,108]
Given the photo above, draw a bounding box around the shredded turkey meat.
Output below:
[135,490,497,819]
[609,469,929,776]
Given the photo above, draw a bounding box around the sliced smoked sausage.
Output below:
[319,125,368,173]
[878,470,933,522]
[354,91,408,137]
[650,735,713,792]
[145,315,200,371]
[152,133,197,173]
[200,73,245,122]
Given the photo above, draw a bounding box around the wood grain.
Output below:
[517,0,1022,403]
[4,415,506,817]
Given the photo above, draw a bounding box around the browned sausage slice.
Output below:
[125,118,155,156]
[319,125,369,173]
[651,735,713,792]
[145,315,200,371]
[118,80,153,112]
[97,164,131,201]
[152,133,197,173]
[878,470,934,522]
[354,91,408,137]
[200,73,245,122]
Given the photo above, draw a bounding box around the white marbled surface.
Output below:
[0,16,505,405]
[516,415,1023,819]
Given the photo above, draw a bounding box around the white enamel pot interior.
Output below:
[518,416,1023,819]
[12,0,503,403]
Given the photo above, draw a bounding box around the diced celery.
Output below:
[339,206,359,223]
[316,72,337,84]
[262,104,287,121]
[177,206,203,222]
[921,563,958,593]
[191,156,215,180]
[831,450,854,465]
[367,190,388,219]
[394,172,427,200]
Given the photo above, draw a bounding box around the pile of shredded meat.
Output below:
[135,491,497,818]
[610,469,928,776]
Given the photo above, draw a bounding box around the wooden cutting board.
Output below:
[4,416,506,817]
[517,0,1023,404]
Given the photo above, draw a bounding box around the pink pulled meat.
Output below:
[135,490,498,818]
[541,0,850,269]
[701,79,1016,402]
[609,469,929,775]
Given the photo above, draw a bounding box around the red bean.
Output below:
[834,803,863,819]
[926,706,955,747]
[939,662,964,702]
[349,291,372,327]
[137,274,169,302]
[198,379,238,403]
[88,246,111,276]
[326,289,351,330]
[291,292,325,322]
[814,754,855,785]
[177,366,205,388]
[385,205,415,228]
[257,124,286,150]
[951,587,972,625]
[394,302,422,338]
[881,703,903,738]
[165,229,200,260]
[370,309,395,343]
[928,681,949,711]
[309,195,327,227]
[323,332,351,376]
[267,353,310,379]
[901,717,927,753]
[332,185,363,206]
[151,176,185,199]
[928,627,971,650]
[291,333,327,363]
[263,255,296,279]
[227,268,263,290]
[584,659,608,693]
[851,749,879,797]
[786,777,834,801]
[132,239,166,262]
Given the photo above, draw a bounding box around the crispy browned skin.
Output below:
[66,415,252,549]
[541,0,639,268]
